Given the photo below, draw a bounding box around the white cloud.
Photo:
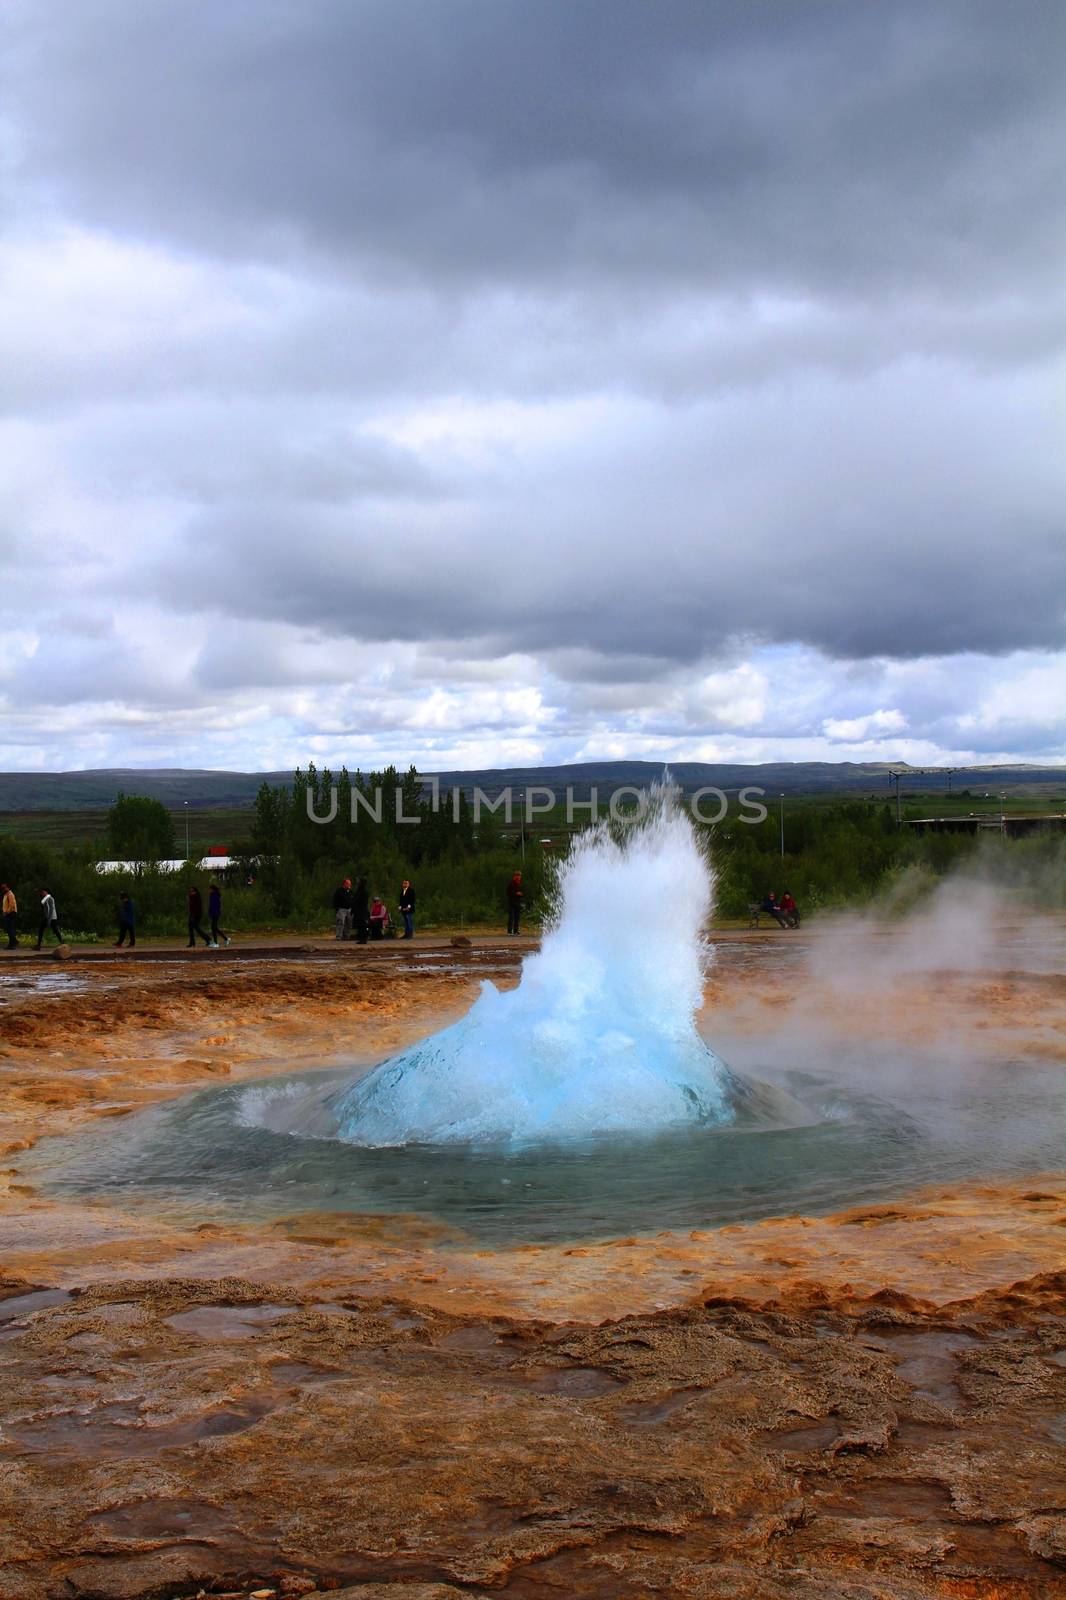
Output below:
[823,709,907,742]
[960,661,1066,732]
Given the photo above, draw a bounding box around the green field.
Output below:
[0,807,255,855]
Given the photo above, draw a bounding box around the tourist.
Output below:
[36,888,63,949]
[208,882,231,947]
[760,890,789,929]
[186,884,211,948]
[1,883,17,949]
[115,892,136,948]
[398,878,415,939]
[507,870,523,935]
[779,890,801,928]
[332,877,353,941]
[352,876,370,944]
[369,894,389,939]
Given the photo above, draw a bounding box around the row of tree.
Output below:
[2,779,1062,941]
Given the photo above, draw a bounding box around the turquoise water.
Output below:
[305,794,740,1145]
[24,1044,1065,1245]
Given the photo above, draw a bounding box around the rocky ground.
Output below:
[0,928,1064,1598]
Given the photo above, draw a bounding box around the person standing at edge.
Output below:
[187,884,211,948]
[36,888,62,949]
[398,878,415,939]
[333,877,353,941]
[507,870,523,935]
[208,882,231,947]
[352,876,369,944]
[115,892,136,948]
[1,884,17,949]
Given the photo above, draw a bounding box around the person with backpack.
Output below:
[36,889,62,949]
[186,885,211,948]
[398,878,415,939]
[208,882,231,947]
[1,884,17,949]
[115,892,136,948]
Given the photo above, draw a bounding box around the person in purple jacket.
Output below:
[208,882,231,948]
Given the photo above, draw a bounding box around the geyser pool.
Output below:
[26,1049,1066,1246]
[262,789,797,1147]
[22,793,1066,1245]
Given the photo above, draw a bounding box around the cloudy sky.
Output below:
[2,0,1064,774]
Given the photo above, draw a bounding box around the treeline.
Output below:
[709,800,1066,916]
[0,766,547,939]
[238,764,548,928]
[0,779,1063,941]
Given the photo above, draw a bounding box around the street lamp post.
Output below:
[514,791,525,863]
[184,801,190,862]
[889,770,902,829]
[779,793,785,859]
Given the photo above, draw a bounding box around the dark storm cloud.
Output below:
[155,443,1066,667]
[9,0,1066,300]
[3,0,1066,767]
[144,358,1065,666]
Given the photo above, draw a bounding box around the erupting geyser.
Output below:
[290,787,779,1146]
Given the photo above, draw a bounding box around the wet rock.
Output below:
[2,1271,1064,1598]
[1017,1512,1066,1563]
[311,1589,486,1599]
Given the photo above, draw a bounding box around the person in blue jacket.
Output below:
[115,892,136,947]
[208,882,231,948]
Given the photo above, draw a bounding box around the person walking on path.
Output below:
[332,878,353,941]
[2,884,17,949]
[507,870,523,935]
[187,885,211,948]
[398,878,415,939]
[115,892,136,948]
[208,883,231,947]
[352,876,369,944]
[36,889,62,949]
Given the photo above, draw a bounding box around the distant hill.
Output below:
[0,769,288,811]
[0,761,1064,811]
[427,760,1066,799]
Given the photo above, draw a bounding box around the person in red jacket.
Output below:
[779,890,801,928]
[186,885,211,948]
[369,895,390,939]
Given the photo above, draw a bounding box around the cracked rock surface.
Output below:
[1,1270,1063,1599]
